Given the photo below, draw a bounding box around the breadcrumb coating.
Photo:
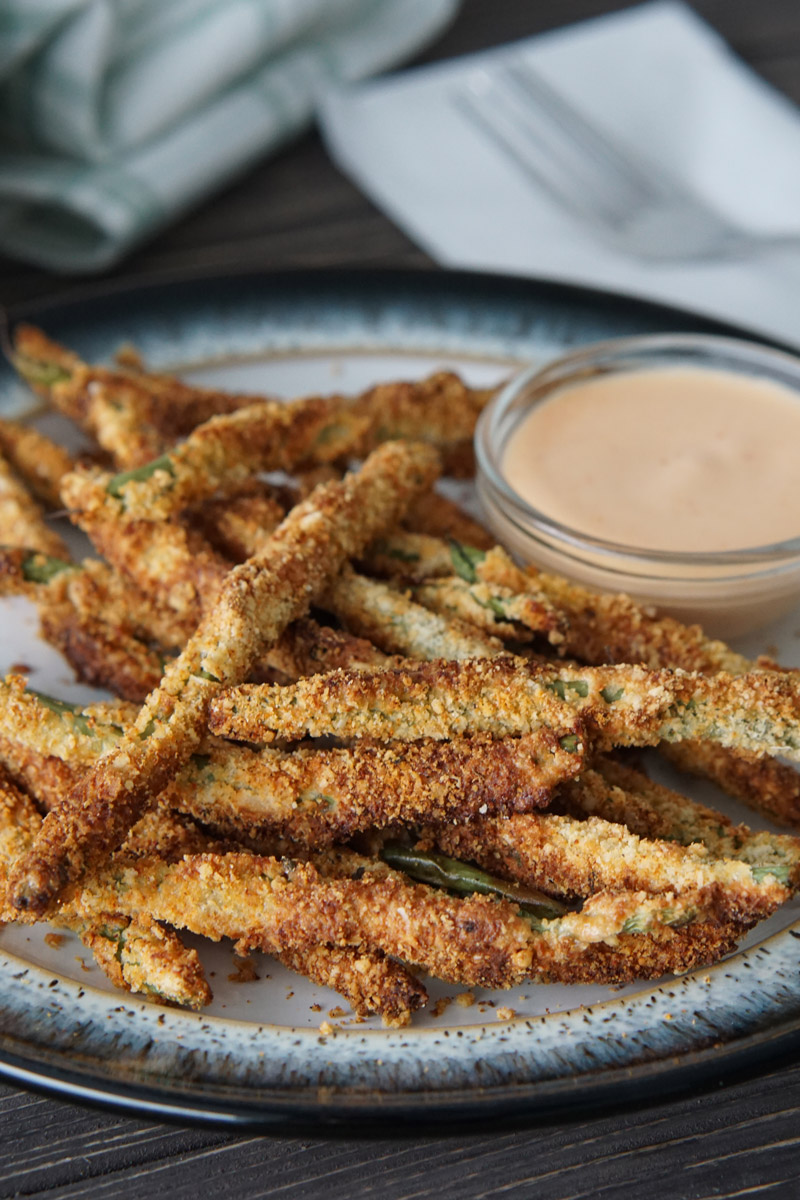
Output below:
[0,767,210,1008]
[426,811,790,923]
[660,739,800,830]
[0,682,583,846]
[0,453,68,559]
[325,567,503,661]
[0,419,74,510]
[210,657,800,760]
[8,442,440,914]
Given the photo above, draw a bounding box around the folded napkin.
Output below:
[319,1,800,349]
[0,0,458,272]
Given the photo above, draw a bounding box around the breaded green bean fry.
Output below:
[370,532,757,676]
[563,757,800,882]
[0,418,75,509]
[0,681,584,846]
[210,658,800,759]
[426,811,791,923]
[409,576,565,645]
[43,848,744,989]
[9,442,440,914]
[0,453,68,558]
[0,766,211,1008]
[659,739,800,831]
[325,567,503,661]
[10,325,261,467]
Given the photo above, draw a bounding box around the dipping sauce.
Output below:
[502,366,800,553]
[476,335,800,638]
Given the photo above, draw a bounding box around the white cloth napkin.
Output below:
[319,1,800,349]
[0,0,458,273]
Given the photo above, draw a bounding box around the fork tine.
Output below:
[502,63,657,205]
[458,59,755,260]
[460,65,643,230]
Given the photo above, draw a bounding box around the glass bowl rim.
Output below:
[475,331,800,571]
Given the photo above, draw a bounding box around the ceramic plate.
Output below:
[2,268,800,1127]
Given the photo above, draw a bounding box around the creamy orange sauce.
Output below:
[502,366,800,552]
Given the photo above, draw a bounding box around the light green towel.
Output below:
[0,0,458,272]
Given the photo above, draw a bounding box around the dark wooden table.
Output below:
[3,3,800,1195]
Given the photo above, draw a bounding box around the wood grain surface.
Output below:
[3,2,800,1196]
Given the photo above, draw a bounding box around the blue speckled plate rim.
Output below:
[1,265,799,1127]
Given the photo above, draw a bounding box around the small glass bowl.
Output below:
[475,333,800,638]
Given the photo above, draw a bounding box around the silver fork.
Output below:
[459,60,798,262]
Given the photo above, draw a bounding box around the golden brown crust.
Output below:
[210,657,800,762]
[326,568,503,661]
[79,916,212,1009]
[39,598,164,702]
[426,811,789,922]
[61,465,228,634]
[0,454,68,558]
[0,766,212,1007]
[558,758,800,886]
[188,483,285,562]
[273,944,426,1026]
[55,851,745,989]
[410,577,566,645]
[660,739,800,830]
[0,419,75,509]
[172,730,584,845]
[403,489,495,549]
[12,325,263,467]
[0,686,582,848]
[8,443,440,914]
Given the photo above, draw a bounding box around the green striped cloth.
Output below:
[0,0,458,272]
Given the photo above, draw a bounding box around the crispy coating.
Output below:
[410,577,566,645]
[263,617,391,680]
[79,915,212,1009]
[194,484,506,667]
[0,453,68,558]
[172,731,584,845]
[11,325,262,467]
[364,537,566,644]
[325,568,503,661]
[107,398,369,518]
[403,490,495,549]
[0,740,425,1021]
[0,766,211,1007]
[96,371,491,521]
[9,442,440,914]
[3,334,793,1013]
[660,739,800,830]
[366,532,800,825]
[0,547,71,600]
[0,546,172,701]
[539,571,754,674]
[0,419,75,509]
[61,467,394,678]
[56,851,745,989]
[12,325,162,466]
[0,683,583,846]
[210,658,800,759]
[188,483,285,562]
[426,811,790,923]
[370,533,755,676]
[0,540,389,692]
[61,465,228,633]
[364,531,459,583]
[13,328,491,478]
[573,757,800,881]
[0,675,128,764]
[275,944,426,1026]
[40,596,164,702]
